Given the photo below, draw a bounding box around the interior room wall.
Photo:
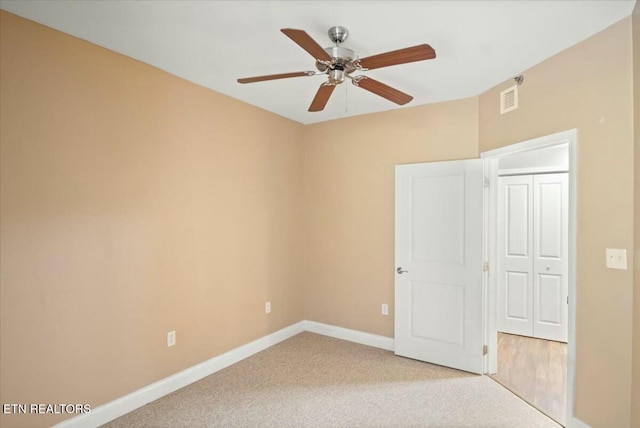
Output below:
[479,17,634,428]
[0,11,305,428]
[303,99,479,338]
[1,7,638,428]
[631,2,640,427]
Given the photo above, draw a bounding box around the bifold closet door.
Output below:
[532,173,568,342]
[497,175,534,337]
[497,173,568,342]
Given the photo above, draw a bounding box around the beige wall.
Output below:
[0,11,305,428]
[479,18,635,428]
[303,100,478,337]
[1,8,638,428]
[632,2,640,427]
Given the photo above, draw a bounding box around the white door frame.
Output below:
[480,129,577,424]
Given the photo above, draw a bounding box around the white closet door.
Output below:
[497,175,534,336]
[532,173,568,342]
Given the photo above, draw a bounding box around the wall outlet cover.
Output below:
[167,331,176,347]
[605,248,627,270]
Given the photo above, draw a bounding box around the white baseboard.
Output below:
[570,417,592,428]
[304,320,395,351]
[54,321,391,427]
[53,321,306,428]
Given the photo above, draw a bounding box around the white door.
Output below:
[497,173,568,342]
[395,159,484,374]
[532,173,568,342]
[497,175,534,336]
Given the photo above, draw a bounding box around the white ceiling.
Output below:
[0,0,636,125]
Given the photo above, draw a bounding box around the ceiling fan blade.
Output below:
[237,71,315,84]
[308,83,336,112]
[358,44,436,70]
[352,76,413,105]
[281,28,333,62]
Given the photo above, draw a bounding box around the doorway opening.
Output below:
[481,129,577,427]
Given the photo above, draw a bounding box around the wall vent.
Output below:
[500,85,518,114]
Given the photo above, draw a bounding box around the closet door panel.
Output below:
[497,175,534,336]
[533,173,568,342]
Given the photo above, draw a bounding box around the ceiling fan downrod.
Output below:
[328,26,349,45]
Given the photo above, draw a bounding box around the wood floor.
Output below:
[491,332,567,426]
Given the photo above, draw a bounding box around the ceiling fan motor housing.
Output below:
[316,46,358,78]
[315,26,358,83]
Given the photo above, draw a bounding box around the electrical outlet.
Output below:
[265,301,271,314]
[605,248,627,270]
[381,303,389,316]
[167,331,176,347]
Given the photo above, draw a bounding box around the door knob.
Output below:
[397,267,408,274]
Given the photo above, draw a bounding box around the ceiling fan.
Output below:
[237,26,436,112]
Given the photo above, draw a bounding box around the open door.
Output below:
[395,159,484,374]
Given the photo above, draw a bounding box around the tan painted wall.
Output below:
[1,7,638,428]
[632,2,640,427]
[0,11,305,428]
[479,18,635,428]
[303,99,479,337]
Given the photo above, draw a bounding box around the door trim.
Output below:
[480,129,577,425]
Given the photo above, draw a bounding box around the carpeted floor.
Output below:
[102,332,560,427]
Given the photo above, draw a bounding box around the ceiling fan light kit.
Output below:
[238,26,436,112]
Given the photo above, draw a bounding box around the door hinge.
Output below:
[567,296,569,305]
[483,262,489,273]
[483,345,488,355]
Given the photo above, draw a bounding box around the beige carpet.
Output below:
[102,332,560,427]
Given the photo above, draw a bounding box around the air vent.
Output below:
[500,85,518,114]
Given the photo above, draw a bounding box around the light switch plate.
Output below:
[605,248,627,270]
